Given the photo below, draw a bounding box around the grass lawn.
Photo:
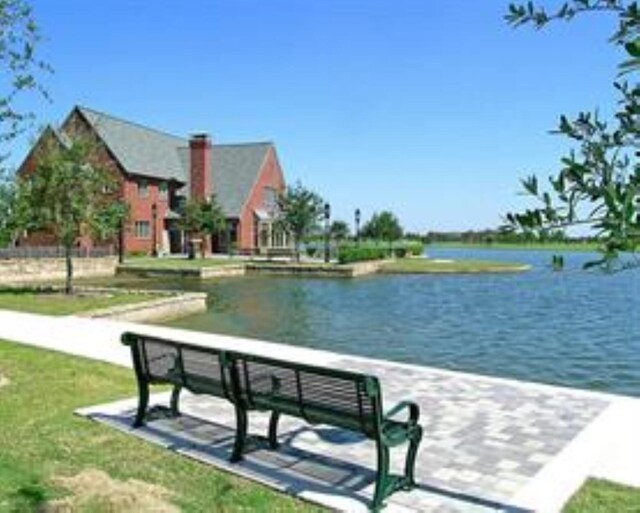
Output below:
[0,290,162,316]
[122,257,244,269]
[429,241,600,252]
[564,479,640,513]
[380,258,530,274]
[0,340,322,512]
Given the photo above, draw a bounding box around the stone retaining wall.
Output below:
[81,291,207,322]
[348,259,391,277]
[245,259,391,278]
[0,257,117,285]
[116,264,245,279]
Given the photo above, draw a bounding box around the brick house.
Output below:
[18,106,290,255]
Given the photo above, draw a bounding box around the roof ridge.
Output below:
[214,141,273,147]
[76,105,187,143]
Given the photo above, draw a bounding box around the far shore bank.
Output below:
[428,241,599,253]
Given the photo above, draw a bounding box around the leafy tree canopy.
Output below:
[179,196,226,236]
[1,0,50,152]
[276,181,324,261]
[505,0,640,269]
[362,211,403,243]
[329,220,350,241]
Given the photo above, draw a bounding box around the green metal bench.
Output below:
[122,332,423,512]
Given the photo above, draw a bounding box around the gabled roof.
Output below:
[76,106,188,182]
[212,143,271,217]
[69,106,275,217]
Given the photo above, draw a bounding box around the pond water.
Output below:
[118,248,640,396]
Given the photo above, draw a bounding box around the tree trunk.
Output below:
[118,224,124,264]
[64,244,73,295]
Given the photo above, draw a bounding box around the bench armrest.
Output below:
[384,400,419,425]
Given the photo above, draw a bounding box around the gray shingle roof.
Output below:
[211,143,270,217]
[77,107,188,182]
[73,106,274,217]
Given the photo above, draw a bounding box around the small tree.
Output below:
[362,211,403,250]
[329,220,350,244]
[179,196,226,258]
[17,139,123,293]
[504,1,640,269]
[276,182,324,261]
[1,0,51,152]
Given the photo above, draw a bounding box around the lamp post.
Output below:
[355,208,361,246]
[151,203,158,257]
[324,202,331,263]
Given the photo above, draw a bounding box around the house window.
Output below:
[135,221,151,239]
[138,180,149,198]
[159,182,168,200]
[264,186,278,211]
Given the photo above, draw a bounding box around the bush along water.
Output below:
[337,239,424,264]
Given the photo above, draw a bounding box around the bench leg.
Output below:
[268,411,280,449]
[404,425,423,489]
[372,441,390,512]
[170,385,182,417]
[133,379,149,428]
[230,406,248,463]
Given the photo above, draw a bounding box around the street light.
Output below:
[324,202,331,263]
[151,203,158,257]
[355,208,361,246]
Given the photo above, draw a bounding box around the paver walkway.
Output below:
[1,310,639,512]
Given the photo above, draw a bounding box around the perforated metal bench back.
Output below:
[234,354,382,437]
[124,333,232,400]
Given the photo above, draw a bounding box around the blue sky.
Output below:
[8,0,622,232]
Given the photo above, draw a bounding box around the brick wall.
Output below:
[239,147,286,250]
[123,177,172,254]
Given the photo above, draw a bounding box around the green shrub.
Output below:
[306,246,317,258]
[393,247,407,258]
[400,240,425,256]
[338,246,389,264]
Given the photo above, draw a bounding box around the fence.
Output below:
[0,245,115,260]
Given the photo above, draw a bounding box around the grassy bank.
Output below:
[0,289,162,316]
[564,479,640,512]
[429,242,599,252]
[0,341,321,512]
[380,258,530,274]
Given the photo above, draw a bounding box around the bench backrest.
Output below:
[122,332,385,438]
[122,332,234,401]
[232,352,384,438]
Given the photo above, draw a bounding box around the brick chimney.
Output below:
[189,133,212,201]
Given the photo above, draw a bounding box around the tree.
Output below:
[362,211,403,248]
[17,139,125,293]
[276,181,324,261]
[329,220,350,243]
[178,196,226,258]
[504,1,640,269]
[0,170,18,247]
[1,0,50,153]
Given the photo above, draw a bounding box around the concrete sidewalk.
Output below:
[0,309,638,512]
